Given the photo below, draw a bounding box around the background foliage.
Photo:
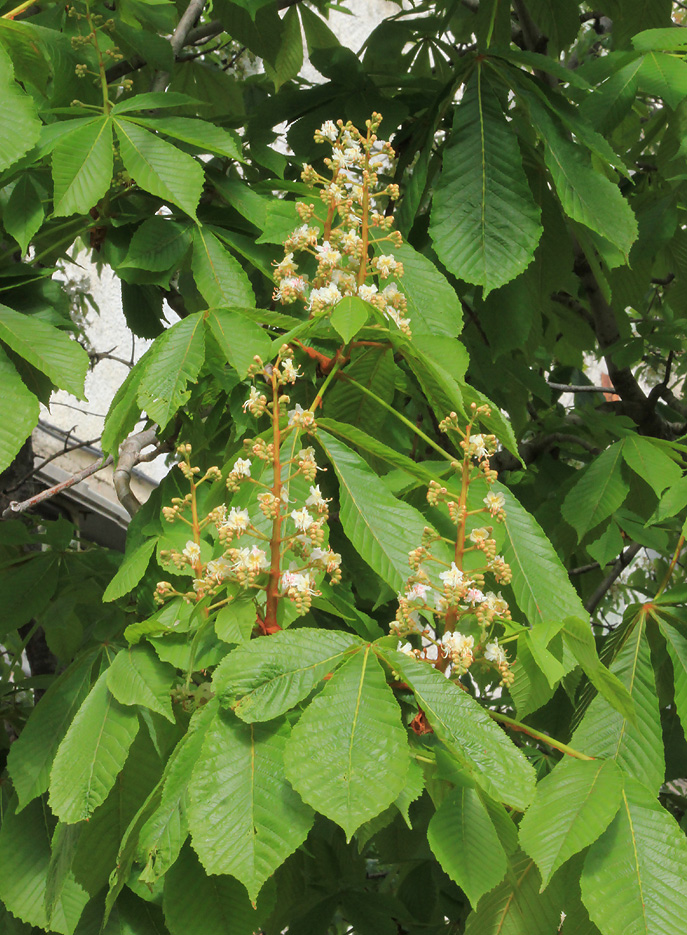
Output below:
[1,0,687,933]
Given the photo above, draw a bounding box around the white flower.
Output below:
[224,507,250,533]
[383,306,411,331]
[311,547,341,572]
[341,229,362,252]
[291,507,314,532]
[245,545,269,573]
[375,254,398,277]
[288,404,316,428]
[405,582,431,602]
[243,386,264,414]
[275,252,297,275]
[233,458,252,477]
[439,562,464,589]
[465,587,486,605]
[357,283,378,302]
[319,120,338,141]
[281,358,301,383]
[484,491,505,515]
[306,485,329,509]
[397,641,414,656]
[469,434,489,459]
[382,282,400,300]
[442,631,474,658]
[207,557,232,579]
[484,639,507,665]
[469,527,490,544]
[182,541,201,563]
[274,276,308,302]
[484,591,509,615]
[315,240,341,266]
[308,283,342,310]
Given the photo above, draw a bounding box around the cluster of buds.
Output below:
[273,115,411,336]
[390,406,515,688]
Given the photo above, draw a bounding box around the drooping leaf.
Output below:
[561,617,635,721]
[639,50,687,108]
[212,628,360,722]
[0,44,41,172]
[389,240,463,337]
[272,4,303,88]
[648,476,687,525]
[119,217,193,272]
[0,304,89,399]
[103,537,157,602]
[581,777,687,935]
[519,758,624,889]
[4,174,45,254]
[621,435,682,497]
[656,616,687,742]
[317,431,435,591]
[188,712,314,901]
[430,67,542,296]
[382,649,536,811]
[284,646,411,839]
[106,644,176,722]
[192,228,255,308]
[0,552,59,638]
[129,115,243,161]
[52,116,113,217]
[115,117,204,219]
[428,786,508,907]
[205,307,271,378]
[561,443,629,541]
[49,671,140,823]
[0,345,39,474]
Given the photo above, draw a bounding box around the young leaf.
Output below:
[188,712,314,901]
[115,117,204,219]
[621,435,682,497]
[381,649,536,811]
[428,786,508,907]
[106,645,176,722]
[561,443,629,541]
[581,777,687,935]
[103,537,157,602]
[205,308,274,378]
[330,296,370,343]
[4,174,44,254]
[52,116,113,217]
[317,431,435,591]
[284,646,411,840]
[0,304,89,399]
[0,345,39,474]
[192,227,256,308]
[571,616,664,794]
[519,758,624,889]
[49,671,140,823]
[212,628,360,722]
[430,67,542,296]
[0,45,41,172]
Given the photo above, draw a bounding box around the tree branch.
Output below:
[548,382,614,393]
[585,542,642,614]
[2,455,113,519]
[150,0,208,92]
[113,427,166,517]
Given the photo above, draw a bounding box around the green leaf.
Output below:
[0,45,41,172]
[192,228,256,308]
[519,758,623,889]
[188,712,314,901]
[213,628,360,722]
[106,645,176,722]
[639,50,687,108]
[115,117,204,219]
[129,116,243,161]
[382,649,536,811]
[205,307,272,378]
[648,476,687,525]
[395,334,467,421]
[49,670,140,823]
[119,217,192,272]
[214,596,255,644]
[8,653,95,810]
[284,646,411,839]
[101,352,151,456]
[561,443,629,541]
[52,116,113,217]
[621,435,682,497]
[5,174,45,254]
[272,5,303,88]
[0,552,59,638]
[430,67,542,296]
[561,617,635,722]
[580,57,642,131]
[326,347,397,434]
[571,616,664,794]
[317,431,435,591]
[581,777,687,935]
[103,536,157,602]
[330,296,370,343]
[633,27,687,51]
[587,521,624,568]
[0,345,39,474]
[389,240,463,337]
[499,485,588,625]
[656,617,687,742]
[428,786,508,907]
[111,91,202,113]
[136,311,206,426]
[521,0,581,51]
[0,304,89,399]
[163,843,266,935]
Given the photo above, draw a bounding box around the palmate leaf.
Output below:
[382,649,535,811]
[571,615,664,794]
[519,758,624,889]
[581,777,687,935]
[639,50,687,108]
[192,228,256,308]
[49,671,140,823]
[128,116,244,161]
[52,116,113,217]
[561,442,629,541]
[205,307,272,378]
[106,644,176,722]
[114,117,204,219]
[620,435,682,497]
[284,646,411,840]
[7,652,95,811]
[5,174,45,254]
[428,787,508,907]
[429,67,542,296]
[330,296,370,343]
[0,44,41,172]
[317,431,434,591]
[188,712,314,901]
[0,304,89,399]
[136,311,206,427]
[119,217,193,272]
[213,628,360,722]
[0,345,39,474]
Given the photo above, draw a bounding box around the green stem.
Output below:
[489,710,595,760]
[655,533,685,599]
[308,356,345,413]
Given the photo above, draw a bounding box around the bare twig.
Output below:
[585,542,642,614]
[548,382,614,394]
[4,435,103,493]
[113,427,163,517]
[569,561,600,576]
[2,455,113,519]
[150,0,208,93]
